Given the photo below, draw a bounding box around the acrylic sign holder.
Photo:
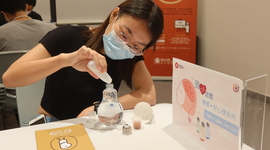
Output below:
[241,75,268,150]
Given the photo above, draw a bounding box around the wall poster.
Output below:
[144,0,198,78]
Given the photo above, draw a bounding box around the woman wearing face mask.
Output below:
[2,0,164,122]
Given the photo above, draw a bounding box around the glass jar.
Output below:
[95,83,123,129]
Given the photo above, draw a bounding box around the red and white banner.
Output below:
[144,0,198,78]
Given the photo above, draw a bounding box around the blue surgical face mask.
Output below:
[103,25,135,60]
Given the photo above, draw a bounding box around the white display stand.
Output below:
[172,58,267,150]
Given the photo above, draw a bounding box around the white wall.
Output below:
[34,0,124,24]
[55,0,124,24]
[34,0,51,22]
[34,0,270,96]
[197,0,270,95]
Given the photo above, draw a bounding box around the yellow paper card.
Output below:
[35,124,95,150]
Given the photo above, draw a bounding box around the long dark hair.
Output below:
[84,0,164,89]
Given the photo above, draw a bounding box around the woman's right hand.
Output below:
[65,45,107,78]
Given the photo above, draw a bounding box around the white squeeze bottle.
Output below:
[87,60,112,84]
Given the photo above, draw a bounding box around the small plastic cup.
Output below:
[132,116,142,129]
[87,111,96,123]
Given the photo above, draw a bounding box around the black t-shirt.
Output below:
[39,25,143,120]
[28,11,43,21]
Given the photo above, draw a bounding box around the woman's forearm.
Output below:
[3,53,67,87]
[118,85,156,110]
[3,44,106,88]
[118,60,157,109]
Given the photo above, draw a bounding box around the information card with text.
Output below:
[172,58,243,150]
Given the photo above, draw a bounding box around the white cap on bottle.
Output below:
[87,60,112,84]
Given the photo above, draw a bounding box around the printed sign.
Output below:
[172,58,243,150]
[144,0,198,77]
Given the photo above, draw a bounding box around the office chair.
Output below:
[0,50,27,129]
[16,78,45,127]
[0,86,6,129]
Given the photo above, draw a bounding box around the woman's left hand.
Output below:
[77,105,95,118]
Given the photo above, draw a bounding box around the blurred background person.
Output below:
[26,0,43,21]
[0,0,56,51]
[0,0,42,26]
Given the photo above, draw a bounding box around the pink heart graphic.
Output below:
[199,84,206,95]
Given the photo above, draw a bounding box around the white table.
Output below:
[0,103,253,150]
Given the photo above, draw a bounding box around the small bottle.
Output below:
[196,117,200,133]
[199,122,206,141]
[122,124,132,135]
[206,122,211,139]
[87,60,112,83]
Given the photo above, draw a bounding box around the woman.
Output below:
[2,0,164,122]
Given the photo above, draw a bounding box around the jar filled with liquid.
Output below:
[97,83,123,126]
